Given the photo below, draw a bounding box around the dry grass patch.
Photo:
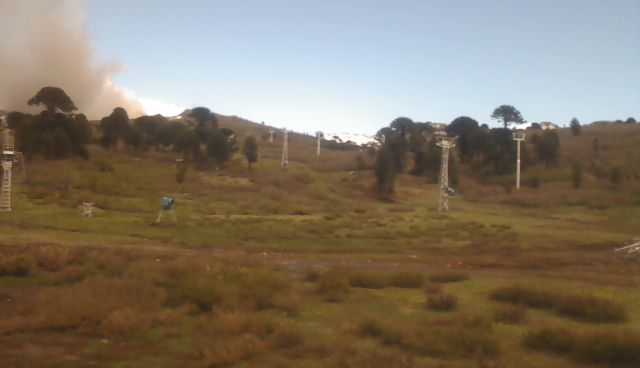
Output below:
[428,271,470,283]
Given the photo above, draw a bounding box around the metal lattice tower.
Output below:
[281,129,289,169]
[269,129,275,143]
[513,131,526,190]
[1,124,14,212]
[435,132,456,212]
[315,131,323,159]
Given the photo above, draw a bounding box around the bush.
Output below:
[493,304,527,324]
[426,292,458,312]
[316,270,350,302]
[34,246,72,272]
[524,326,640,367]
[428,271,469,283]
[388,271,424,288]
[489,285,628,323]
[348,270,387,289]
[523,325,574,353]
[0,254,33,277]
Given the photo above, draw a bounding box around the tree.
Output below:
[207,130,234,167]
[534,130,560,168]
[99,107,131,150]
[626,117,637,124]
[570,118,581,136]
[189,107,218,143]
[28,87,77,114]
[243,135,258,168]
[447,116,479,162]
[491,105,524,128]
[572,163,582,189]
[374,145,396,198]
[610,167,623,188]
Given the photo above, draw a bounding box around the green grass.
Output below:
[0,138,638,367]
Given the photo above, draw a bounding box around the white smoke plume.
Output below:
[0,0,144,119]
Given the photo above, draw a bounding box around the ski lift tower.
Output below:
[435,131,456,212]
[0,112,14,212]
[512,130,526,190]
[281,129,289,169]
[315,131,323,159]
[268,129,275,143]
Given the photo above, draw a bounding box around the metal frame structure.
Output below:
[269,129,275,143]
[281,129,289,169]
[315,131,323,159]
[0,115,15,212]
[512,131,526,190]
[435,131,456,212]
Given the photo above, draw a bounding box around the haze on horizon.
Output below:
[1,0,638,135]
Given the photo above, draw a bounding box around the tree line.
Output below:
[6,87,244,170]
[374,105,562,197]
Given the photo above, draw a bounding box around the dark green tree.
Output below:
[374,145,396,198]
[625,117,637,124]
[243,135,258,168]
[446,116,479,162]
[99,107,130,150]
[534,130,560,168]
[491,105,525,128]
[207,130,234,167]
[570,118,581,136]
[28,87,77,114]
[189,107,218,143]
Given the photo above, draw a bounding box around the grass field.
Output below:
[0,122,639,367]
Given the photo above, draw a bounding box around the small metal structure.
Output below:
[156,197,177,223]
[512,131,526,190]
[0,113,16,212]
[315,131,323,159]
[269,129,275,143]
[281,129,289,169]
[435,131,456,212]
[615,240,640,261]
[82,202,94,218]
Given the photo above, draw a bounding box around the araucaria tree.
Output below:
[99,107,131,150]
[27,86,78,114]
[243,135,258,168]
[570,118,581,136]
[491,105,525,128]
[8,87,91,159]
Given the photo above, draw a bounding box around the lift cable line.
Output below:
[512,130,526,190]
[435,131,456,212]
[281,129,289,169]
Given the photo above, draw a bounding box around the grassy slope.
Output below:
[0,119,638,367]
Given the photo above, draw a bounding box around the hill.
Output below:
[0,115,638,367]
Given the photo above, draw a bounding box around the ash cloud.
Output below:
[0,0,143,119]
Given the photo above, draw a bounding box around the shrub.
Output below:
[388,271,424,288]
[426,292,458,311]
[316,270,349,302]
[429,271,470,283]
[0,254,33,277]
[493,304,527,324]
[34,246,72,272]
[357,318,385,338]
[574,329,640,366]
[524,326,640,367]
[554,294,628,323]
[348,270,387,289]
[489,285,628,323]
[523,325,575,354]
[272,325,305,349]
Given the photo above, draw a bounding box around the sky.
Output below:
[8,0,640,135]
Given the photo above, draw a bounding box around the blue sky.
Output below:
[87,0,640,134]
